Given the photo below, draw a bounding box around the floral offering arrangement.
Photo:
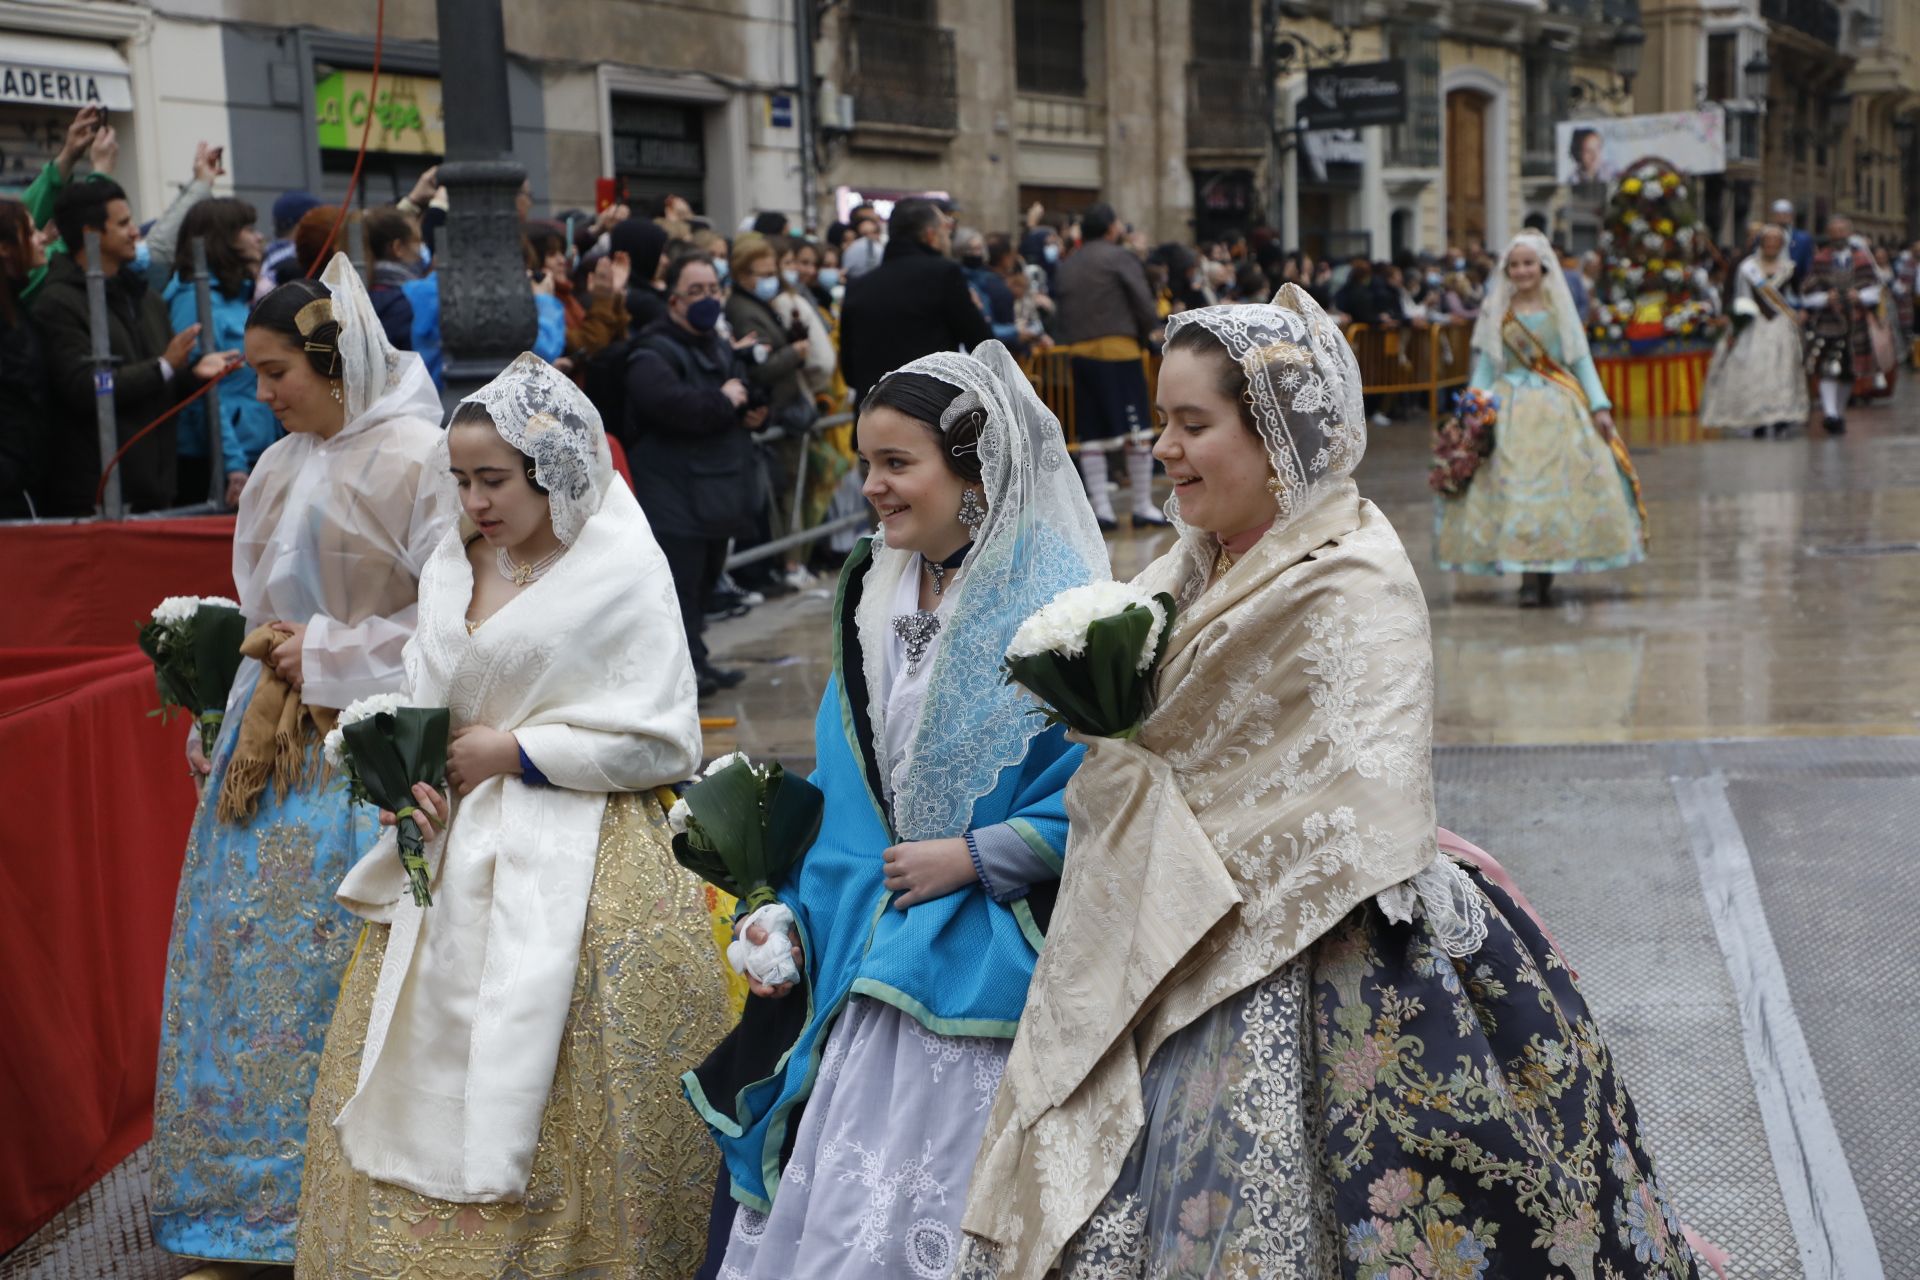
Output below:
[1589,158,1719,345]
[323,694,451,908]
[138,595,247,757]
[668,752,824,987]
[1003,581,1176,741]
[1428,388,1500,498]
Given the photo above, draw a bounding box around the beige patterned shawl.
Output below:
[960,293,1441,1277]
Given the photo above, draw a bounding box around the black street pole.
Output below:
[434,0,535,407]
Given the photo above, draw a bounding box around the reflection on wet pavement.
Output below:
[703,380,1920,761]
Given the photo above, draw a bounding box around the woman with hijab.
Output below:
[686,342,1108,1279]
[958,288,1698,1280]
[1435,230,1646,607]
[295,353,729,1277]
[148,254,456,1265]
[1701,224,1809,438]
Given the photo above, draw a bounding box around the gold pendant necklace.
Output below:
[1213,544,1235,579]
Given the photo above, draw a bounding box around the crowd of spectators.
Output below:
[9,103,1919,697]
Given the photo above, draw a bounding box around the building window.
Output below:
[1386,23,1440,169]
[1188,0,1261,152]
[1705,32,1738,103]
[847,0,958,131]
[1015,0,1086,98]
[1522,50,1570,176]
[611,98,706,210]
[1191,0,1252,62]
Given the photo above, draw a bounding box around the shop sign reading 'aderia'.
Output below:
[314,69,445,155]
[0,62,134,111]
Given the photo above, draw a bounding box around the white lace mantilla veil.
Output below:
[228,252,451,710]
[442,351,614,546]
[1471,230,1592,368]
[1157,283,1367,599]
[856,341,1109,842]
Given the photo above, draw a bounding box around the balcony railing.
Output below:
[848,13,958,132]
[1760,0,1841,46]
[1016,93,1104,139]
[1187,59,1266,153]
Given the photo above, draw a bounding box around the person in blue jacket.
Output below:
[165,197,281,506]
[685,342,1109,1280]
[405,235,567,390]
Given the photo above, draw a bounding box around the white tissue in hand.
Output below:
[727,903,800,987]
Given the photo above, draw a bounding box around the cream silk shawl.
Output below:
[331,356,702,1202]
[962,294,1443,1276]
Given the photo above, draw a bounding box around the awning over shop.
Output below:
[0,32,134,112]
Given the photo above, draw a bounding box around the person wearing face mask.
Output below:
[725,232,815,429]
[623,252,771,696]
[957,227,1021,346]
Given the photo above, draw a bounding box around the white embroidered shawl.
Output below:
[331,356,701,1202]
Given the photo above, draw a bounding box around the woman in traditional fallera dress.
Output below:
[1435,231,1647,607]
[148,255,455,1264]
[958,287,1700,1280]
[685,342,1108,1279]
[1701,225,1809,438]
[294,354,732,1278]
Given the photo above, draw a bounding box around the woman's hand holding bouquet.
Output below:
[668,752,825,998]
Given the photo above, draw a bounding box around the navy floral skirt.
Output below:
[1058,863,1701,1279]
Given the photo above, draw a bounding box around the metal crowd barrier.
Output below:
[1017,319,1476,445]
[724,406,865,571]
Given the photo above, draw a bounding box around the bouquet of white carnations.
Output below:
[1003,581,1176,740]
[668,752,824,988]
[323,694,450,908]
[138,595,246,757]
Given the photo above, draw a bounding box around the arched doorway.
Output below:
[1446,88,1490,249]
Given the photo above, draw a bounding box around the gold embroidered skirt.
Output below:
[294,792,735,1278]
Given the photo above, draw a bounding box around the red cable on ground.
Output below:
[94,0,385,510]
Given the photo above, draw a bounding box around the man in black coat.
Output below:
[33,179,233,515]
[623,252,769,696]
[837,197,991,403]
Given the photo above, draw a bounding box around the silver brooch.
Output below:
[892,610,941,675]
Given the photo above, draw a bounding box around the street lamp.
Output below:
[1570,24,1644,108]
[1272,0,1362,78]
[1742,52,1771,103]
[1610,25,1644,93]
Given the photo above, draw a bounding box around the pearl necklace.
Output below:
[497,544,565,587]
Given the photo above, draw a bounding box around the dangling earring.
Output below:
[1265,474,1283,496]
[329,380,343,403]
[957,486,988,535]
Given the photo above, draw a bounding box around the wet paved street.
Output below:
[697,377,1920,1279]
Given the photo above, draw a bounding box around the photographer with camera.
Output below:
[623,251,769,697]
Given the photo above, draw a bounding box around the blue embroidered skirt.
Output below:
[148,665,372,1263]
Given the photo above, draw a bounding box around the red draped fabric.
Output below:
[0,517,236,650]
[0,647,197,1251]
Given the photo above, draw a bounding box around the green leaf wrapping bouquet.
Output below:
[323,694,451,908]
[1003,582,1176,740]
[668,752,824,987]
[138,595,247,758]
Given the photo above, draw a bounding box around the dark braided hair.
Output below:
[247,279,342,379]
[860,371,985,482]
